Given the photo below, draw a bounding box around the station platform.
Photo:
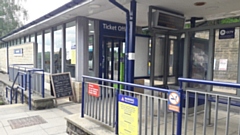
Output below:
[0,99,78,135]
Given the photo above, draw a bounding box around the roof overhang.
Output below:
[1,0,240,42]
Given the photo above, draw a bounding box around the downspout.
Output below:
[109,0,129,88]
[109,1,130,134]
[0,39,9,74]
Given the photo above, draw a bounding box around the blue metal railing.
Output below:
[82,75,183,135]
[9,65,45,98]
[179,78,240,135]
[179,78,240,89]
[6,71,27,105]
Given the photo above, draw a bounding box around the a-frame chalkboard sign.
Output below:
[50,72,75,103]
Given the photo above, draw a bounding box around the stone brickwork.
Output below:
[67,121,89,135]
[0,42,35,73]
[214,28,239,80]
[0,48,7,72]
[9,42,34,65]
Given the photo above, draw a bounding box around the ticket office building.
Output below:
[1,5,240,101]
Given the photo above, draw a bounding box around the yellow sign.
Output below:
[71,49,76,64]
[118,95,138,135]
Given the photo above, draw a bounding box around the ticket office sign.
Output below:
[118,94,138,135]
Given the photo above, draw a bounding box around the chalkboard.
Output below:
[50,72,74,99]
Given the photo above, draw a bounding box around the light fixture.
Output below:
[90,31,94,33]
[89,4,101,9]
[205,6,218,10]
[89,23,91,26]
[194,2,206,6]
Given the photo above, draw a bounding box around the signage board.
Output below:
[118,94,138,135]
[13,48,23,56]
[88,83,100,97]
[168,91,180,113]
[50,72,74,99]
[219,28,235,39]
[219,59,228,71]
[152,10,185,30]
[100,20,126,35]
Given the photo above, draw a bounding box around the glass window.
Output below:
[31,34,35,42]
[53,26,63,73]
[189,31,209,89]
[89,20,94,71]
[25,36,29,43]
[44,29,51,73]
[65,21,76,77]
[21,37,24,44]
[37,32,42,69]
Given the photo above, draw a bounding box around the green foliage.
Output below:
[0,0,28,37]
[184,23,190,29]
[220,17,240,24]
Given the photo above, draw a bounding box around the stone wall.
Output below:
[0,42,35,73]
[9,42,34,65]
[214,28,239,80]
[0,48,7,72]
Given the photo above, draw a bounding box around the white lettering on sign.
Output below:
[103,23,126,32]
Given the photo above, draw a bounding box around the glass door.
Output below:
[102,37,125,85]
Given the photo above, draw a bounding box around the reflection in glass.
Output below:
[44,29,51,73]
[65,21,76,77]
[89,20,94,71]
[31,34,35,42]
[190,31,209,89]
[37,33,42,69]
[53,26,62,73]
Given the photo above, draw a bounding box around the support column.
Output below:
[6,42,9,74]
[128,0,137,91]
[42,31,45,70]
[163,35,170,88]
[94,20,100,77]
[207,29,215,91]
[237,28,240,96]
[75,17,89,81]
[50,28,54,73]
[182,32,190,89]
[34,33,38,68]
[62,24,66,73]
[150,34,156,89]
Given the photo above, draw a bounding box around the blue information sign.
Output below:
[13,48,23,56]
[219,28,235,39]
[118,94,138,106]
[168,91,180,113]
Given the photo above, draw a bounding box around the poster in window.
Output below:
[219,59,228,71]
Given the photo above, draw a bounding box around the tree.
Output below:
[0,0,28,37]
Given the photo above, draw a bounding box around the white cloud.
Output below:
[22,0,71,24]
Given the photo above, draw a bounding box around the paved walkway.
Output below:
[0,99,79,135]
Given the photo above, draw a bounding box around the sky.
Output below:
[22,0,71,24]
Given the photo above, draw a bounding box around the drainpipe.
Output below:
[0,39,9,74]
[109,0,130,90]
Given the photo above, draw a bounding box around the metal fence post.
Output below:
[28,72,32,110]
[115,88,119,135]
[42,71,45,98]
[21,75,23,87]
[177,81,183,135]
[81,78,85,118]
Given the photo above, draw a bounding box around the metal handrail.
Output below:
[82,75,183,135]
[179,78,240,88]
[82,75,170,93]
